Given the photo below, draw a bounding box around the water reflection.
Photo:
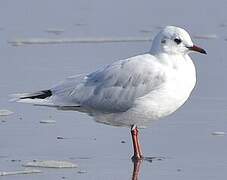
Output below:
[131,157,164,180]
[131,159,142,180]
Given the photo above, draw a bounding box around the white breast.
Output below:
[134,54,196,120]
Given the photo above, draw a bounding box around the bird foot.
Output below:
[131,155,144,162]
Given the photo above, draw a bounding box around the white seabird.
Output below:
[12,26,206,160]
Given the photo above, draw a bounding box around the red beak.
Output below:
[188,45,207,54]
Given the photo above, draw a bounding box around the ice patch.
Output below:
[45,29,64,35]
[0,169,41,176]
[211,131,226,136]
[8,37,151,46]
[0,109,14,116]
[23,160,78,168]
[39,120,56,124]
[193,34,218,40]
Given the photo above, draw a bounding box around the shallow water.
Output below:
[0,0,227,179]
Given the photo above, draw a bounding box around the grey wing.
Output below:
[65,55,166,112]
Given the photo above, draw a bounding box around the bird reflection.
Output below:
[131,159,143,180]
[131,157,161,180]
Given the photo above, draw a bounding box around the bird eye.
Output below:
[174,38,182,44]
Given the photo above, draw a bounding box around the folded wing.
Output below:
[52,54,166,112]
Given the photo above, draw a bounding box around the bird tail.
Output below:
[10,90,53,105]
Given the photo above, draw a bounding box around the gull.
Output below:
[12,26,206,160]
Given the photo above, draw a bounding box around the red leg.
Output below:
[131,125,143,160]
[136,130,143,158]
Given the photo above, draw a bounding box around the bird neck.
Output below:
[151,52,191,68]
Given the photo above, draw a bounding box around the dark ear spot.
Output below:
[161,39,166,44]
[174,38,182,44]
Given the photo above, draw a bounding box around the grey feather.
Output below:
[51,54,166,113]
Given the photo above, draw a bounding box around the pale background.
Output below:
[0,0,227,179]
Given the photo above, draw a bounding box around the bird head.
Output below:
[150,26,206,55]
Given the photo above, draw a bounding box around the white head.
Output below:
[150,26,206,55]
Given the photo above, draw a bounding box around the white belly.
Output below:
[93,74,196,128]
